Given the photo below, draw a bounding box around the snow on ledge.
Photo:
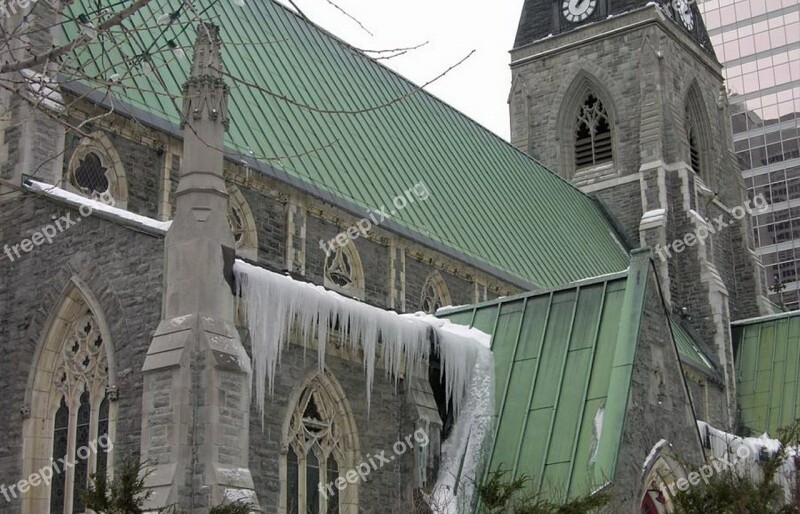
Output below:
[640,208,666,228]
[642,439,670,475]
[25,180,172,233]
[233,260,492,415]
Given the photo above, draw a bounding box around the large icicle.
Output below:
[427,319,494,514]
[233,261,491,430]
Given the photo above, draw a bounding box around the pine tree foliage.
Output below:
[81,457,172,514]
[81,456,256,513]
[476,468,610,514]
[672,420,800,514]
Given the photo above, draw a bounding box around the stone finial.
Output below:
[181,22,229,129]
[190,22,223,80]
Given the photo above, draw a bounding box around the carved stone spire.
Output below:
[140,23,259,512]
[167,21,234,318]
[181,22,229,130]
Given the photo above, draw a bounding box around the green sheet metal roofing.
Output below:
[670,318,716,374]
[60,0,629,288]
[733,312,800,435]
[438,252,653,499]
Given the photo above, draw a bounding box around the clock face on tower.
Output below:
[562,0,597,23]
[673,0,695,30]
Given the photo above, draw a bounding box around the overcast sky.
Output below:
[277,0,526,140]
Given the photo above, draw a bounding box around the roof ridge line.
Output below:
[438,267,631,315]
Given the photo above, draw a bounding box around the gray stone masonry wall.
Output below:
[0,194,164,513]
[248,343,420,513]
[0,0,65,188]
[509,10,766,425]
[591,181,643,247]
[685,373,727,428]
[305,214,390,307]
[511,20,729,187]
[405,257,474,313]
[240,186,286,270]
[608,263,705,511]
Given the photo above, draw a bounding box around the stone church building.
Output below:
[0,0,796,512]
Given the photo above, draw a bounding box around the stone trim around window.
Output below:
[66,132,128,208]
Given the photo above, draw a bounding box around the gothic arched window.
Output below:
[226,184,258,260]
[684,84,712,186]
[639,449,684,514]
[51,312,111,513]
[420,271,452,314]
[323,241,364,299]
[282,371,358,514]
[66,132,128,208]
[24,282,116,514]
[575,93,613,169]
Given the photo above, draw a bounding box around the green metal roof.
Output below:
[732,312,800,435]
[438,252,653,500]
[670,318,716,374]
[60,0,629,288]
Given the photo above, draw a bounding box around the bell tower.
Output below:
[509,0,771,428]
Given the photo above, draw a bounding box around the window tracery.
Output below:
[66,133,128,207]
[284,374,354,514]
[323,242,364,299]
[420,272,452,314]
[575,93,613,168]
[226,185,258,259]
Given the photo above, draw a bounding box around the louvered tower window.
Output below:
[575,94,613,168]
[686,110,702,175]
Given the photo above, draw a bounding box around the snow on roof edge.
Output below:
[24,179,172,233]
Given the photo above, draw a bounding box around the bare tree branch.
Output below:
[211,49,475,115]
[322,0,373,37]
[0,0,155,74]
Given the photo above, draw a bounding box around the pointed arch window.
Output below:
[687,116,701,175]
[50,311,111,513]
[66,132,128,208]
[420,272,452,314]
[24,284,115,514]
[640,450,684,514]
[284,380,351,514]
[227,184,258,260]
[323,242,364,299]
[685,105,706,178]
[684,86,712,186]
[575,93,613,169]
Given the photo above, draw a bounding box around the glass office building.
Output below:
[698,0,800,309]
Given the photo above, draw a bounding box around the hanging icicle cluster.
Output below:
[233,260,491,423]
